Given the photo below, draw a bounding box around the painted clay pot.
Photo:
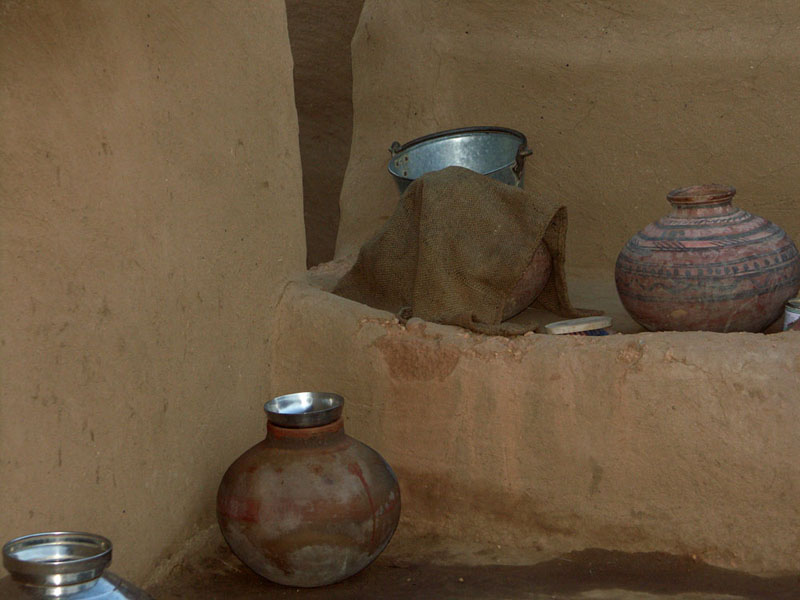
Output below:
[217,392,401,588]
[615,184,800,332]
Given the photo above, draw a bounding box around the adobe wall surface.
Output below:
[286,0,364,267]
[272,276,800,576]
[0,0,304,582]
[308,2,800,575]
[337,0,800,277]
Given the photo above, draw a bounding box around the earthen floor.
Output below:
[149,541,798,599]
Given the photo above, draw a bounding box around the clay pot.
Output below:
[217,393,401,588]
[615,184,800,332]
[503,241,552,320]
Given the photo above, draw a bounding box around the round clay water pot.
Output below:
[615,184,800,332]
[216,393,401,588]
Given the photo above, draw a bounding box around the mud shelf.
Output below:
[269,263,800,576]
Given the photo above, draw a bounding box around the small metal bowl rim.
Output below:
[264,392,344,428]
[3,531,112,583]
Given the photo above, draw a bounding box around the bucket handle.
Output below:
[390,128,532,181]
[514,146,533,177]
[389,126,529,156]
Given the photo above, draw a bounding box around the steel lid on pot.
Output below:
[265,392,344,428]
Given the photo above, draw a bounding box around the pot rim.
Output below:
[265,392,344,428]
[667,184,736,205]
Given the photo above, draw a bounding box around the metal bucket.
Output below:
[388,126,532,194]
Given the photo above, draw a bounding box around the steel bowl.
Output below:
[1,531,153,598]
[3,532,112,587]
[265,392,344,428]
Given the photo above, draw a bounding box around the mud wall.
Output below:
[0,1,304,581]
[286,0,364,266]
[272,280,800,575]
[337,0,800,275]
[281,0,800,576]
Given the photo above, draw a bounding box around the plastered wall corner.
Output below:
[337,0,800,273]
[0,0,304,582]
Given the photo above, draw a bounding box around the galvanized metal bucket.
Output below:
[388,126,532,194]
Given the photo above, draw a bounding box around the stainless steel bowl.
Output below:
[1,531,153,598]
[2,532,112,588]
[265,392,344,428]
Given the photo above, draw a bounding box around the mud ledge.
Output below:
[269,264,800,576]
[149,530,798,599]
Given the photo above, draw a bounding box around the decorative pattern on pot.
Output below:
[615,184,800,332]
[216,392,401,588]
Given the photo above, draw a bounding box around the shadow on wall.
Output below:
[286,0,365,267]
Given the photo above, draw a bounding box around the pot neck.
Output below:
[266,417,347,449]
[666,184,737,217]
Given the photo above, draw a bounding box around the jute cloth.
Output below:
[333,166,596,334]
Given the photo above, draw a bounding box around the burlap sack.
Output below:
[333,166,598,334]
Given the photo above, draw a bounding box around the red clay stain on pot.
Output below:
[349,462,377,545]
[373,334,460,381]
[217,496,260,523]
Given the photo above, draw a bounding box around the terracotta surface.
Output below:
[271,273,800,576]
[0,0,304,582]
[286,0,365,266]
[336,0,800,282]
[217,418,400,587]
[616,185,800,332]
